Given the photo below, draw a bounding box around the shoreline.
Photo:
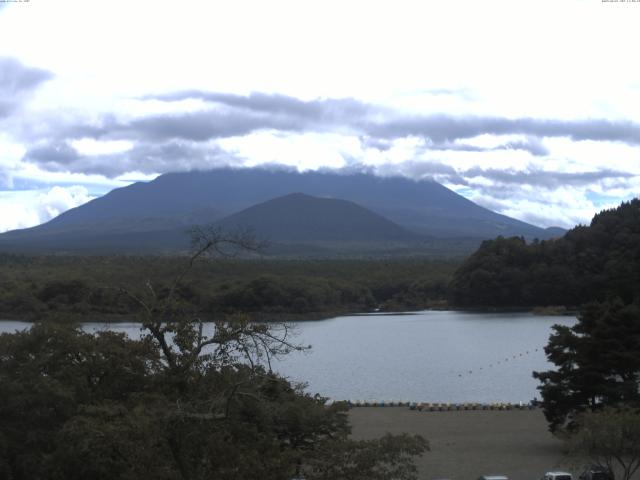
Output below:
[0,305,578,325]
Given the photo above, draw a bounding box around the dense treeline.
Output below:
[0,255,456,321]
[449,199,640,307]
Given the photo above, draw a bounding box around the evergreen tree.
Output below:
[533,299,640,432]
[449,199,640,308]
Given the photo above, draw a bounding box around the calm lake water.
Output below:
[0,311,575,403]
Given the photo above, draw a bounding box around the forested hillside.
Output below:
[449,199,640,307]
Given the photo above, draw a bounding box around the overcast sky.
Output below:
[0,0,639,232]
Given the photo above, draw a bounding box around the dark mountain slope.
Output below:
[0,194,424,255]
[32,168,560,239]
[217,193,418,242]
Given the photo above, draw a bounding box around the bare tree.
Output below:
[119,225,305,382]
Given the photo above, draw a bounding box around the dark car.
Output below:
[579,465,613,480]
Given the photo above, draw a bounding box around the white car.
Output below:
[542,472,573,480]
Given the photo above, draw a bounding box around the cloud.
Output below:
[366,158,639,228]
[462,167,635,190]
[19,91,640,166]
[468,189,605,229]
[126,110,302,141]
[375,160,467,184]
[500,137,549,157]
[359,135,392,152]
[369,160,634,192]
[18,91,639,190]
[0,169,12,188]
[37,185,92,221]
[117,93,640,148]
[24,139,241,177]
[143,90,372,122]
[424,87,472,97]
[100,92,374,143]
[0,57,53,118]
[0,185,92,233]
[424,136,549,156]
[0,195,41,232]
[363,115,640,146]
[144,92,640,146]
[24,141,80,165]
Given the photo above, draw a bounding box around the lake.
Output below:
[0,311,575,403]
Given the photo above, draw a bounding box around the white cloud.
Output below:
[469,188,599,229]
[0,190,42,232]
[37,185,92,221]
[71,138,133,156]
[0,133,26,188]
[543,138,640,174]
[219,132,357,171]
[0,185,93,233]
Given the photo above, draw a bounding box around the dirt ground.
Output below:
[349,407,572,480]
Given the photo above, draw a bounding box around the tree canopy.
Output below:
[533,299,640,432]
[566,406,640,480]
[449,199,640,307]
[0,253,456,322]
[0,229,428,480]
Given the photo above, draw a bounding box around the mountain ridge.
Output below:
[0,167,566,255]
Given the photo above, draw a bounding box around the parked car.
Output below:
[478,475,509,480]
[579,465,613,480]
[542,471,572,480]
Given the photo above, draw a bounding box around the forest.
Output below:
[0,254,456,321]
[448,199,640,308]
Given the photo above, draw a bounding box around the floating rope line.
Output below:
[340,400,539,410]
[455,347,542,378]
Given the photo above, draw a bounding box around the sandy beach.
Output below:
[349,407,571,480]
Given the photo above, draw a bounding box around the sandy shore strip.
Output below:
[349,407,571,480]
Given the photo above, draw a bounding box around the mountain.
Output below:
[0,193,435,255]
[218,193,418,243]
[0,167,565,254]
[543,226,567,238]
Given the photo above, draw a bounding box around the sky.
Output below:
[0,0,639,232]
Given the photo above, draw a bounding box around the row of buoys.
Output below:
[409,402,537,411]
[456,348,541,377]
[347,400,412,407]
[344,400,537,410]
